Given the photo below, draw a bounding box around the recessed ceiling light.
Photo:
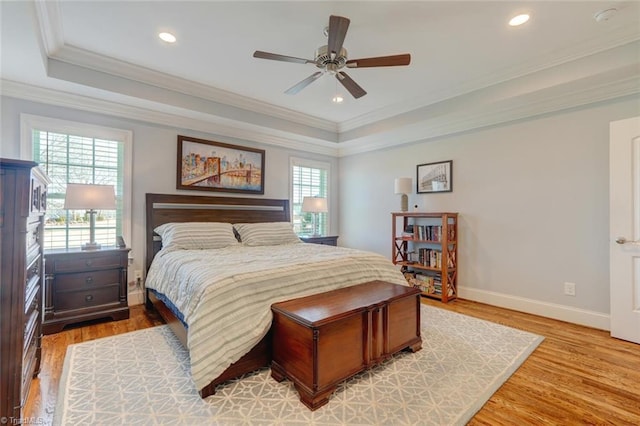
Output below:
[159,32,176,43]
[509,14,530,27]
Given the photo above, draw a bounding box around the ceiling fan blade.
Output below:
[327,15,350,57]
[253,50,314,64]
[285,71,323,95]
[336,71,366,99]
[346,54,411,68]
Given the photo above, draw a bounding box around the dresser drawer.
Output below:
[55,269,120,292]
[24,279,39,316]
[21,330,38,406]
[25,257,40,306]
[30,172,47,214]
[54,284,120,311]
[26,221,42,260]
[50,252,125,273]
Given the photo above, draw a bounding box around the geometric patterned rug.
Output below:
[54,305,543,425]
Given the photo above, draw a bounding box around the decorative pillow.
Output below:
[233,222,301,246]
[154,222,239,250]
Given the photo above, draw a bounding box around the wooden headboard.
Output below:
[145,193,290,271]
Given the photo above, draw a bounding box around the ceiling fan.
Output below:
[253,15,411,99]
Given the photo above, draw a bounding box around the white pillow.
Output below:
[233,222,301,246]
[154,222,239,250]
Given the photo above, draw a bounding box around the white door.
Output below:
[610,116,640,344]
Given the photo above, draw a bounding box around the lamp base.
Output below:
[401,194,409,212]
[82,242,101,251]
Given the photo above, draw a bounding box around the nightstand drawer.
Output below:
[55,269,120,292]
[300,235,339,246]
[54,284,120,311]
[50,252,124,273]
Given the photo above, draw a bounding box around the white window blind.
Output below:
[291,159,329,236]
[33,131,124,250]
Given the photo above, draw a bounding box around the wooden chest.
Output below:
[271,280,422,410]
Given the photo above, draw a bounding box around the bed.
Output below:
[144,193,407,398]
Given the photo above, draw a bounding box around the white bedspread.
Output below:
[145,242,406,391]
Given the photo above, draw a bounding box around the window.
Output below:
[21,115,132,250]
[290,158,330,236]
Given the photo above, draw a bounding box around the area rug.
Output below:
[54,305,543,425]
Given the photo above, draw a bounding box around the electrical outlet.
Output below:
[134,270,142,288]
[564,282,576,296]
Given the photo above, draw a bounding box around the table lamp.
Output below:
[394,177,412,212]
[301,196,328,237]
[64,183,116,250]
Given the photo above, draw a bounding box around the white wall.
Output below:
[338,95,640,329]
[3,94,640,329]
[0,96,339,281]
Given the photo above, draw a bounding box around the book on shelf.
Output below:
[413,225,446,241]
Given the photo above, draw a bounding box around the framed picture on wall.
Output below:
[176,135,265,194]
[417,160,452,193]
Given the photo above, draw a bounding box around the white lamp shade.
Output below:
[394,177,412,195]
[301,196,328,213]
[64,184,116,210]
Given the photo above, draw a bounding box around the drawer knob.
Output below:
[85,276,93,284]
[85,295,94,302]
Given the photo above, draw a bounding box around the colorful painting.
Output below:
[177,135,265,194]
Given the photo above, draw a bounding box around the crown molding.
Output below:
[46,43,339,134]
[33,1,337,134]
[0,79,340,157]
[338,69,640,157]
[340,30,640,133]
[7,5,640,160]
[33,0,640,143]
[3,57,638,160]
[33,0,64,55]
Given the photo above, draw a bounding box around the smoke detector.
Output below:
[594,8,617,23]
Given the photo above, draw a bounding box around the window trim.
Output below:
[290,156,331,235]
[20,114,133,249]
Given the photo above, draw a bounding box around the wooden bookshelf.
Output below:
[392,212,458,302]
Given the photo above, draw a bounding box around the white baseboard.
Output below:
[458,286,610,331]
[128,288,144,306]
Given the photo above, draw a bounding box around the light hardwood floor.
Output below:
[25,300,640,425]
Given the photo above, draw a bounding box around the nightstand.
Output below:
[300,235,339,246]
[43,247,130,334]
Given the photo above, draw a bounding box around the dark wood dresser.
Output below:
[43,248,130,334]
[0,158,49,420]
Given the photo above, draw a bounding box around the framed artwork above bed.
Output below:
[176,135,265,194]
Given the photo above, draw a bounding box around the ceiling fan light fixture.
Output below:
[252,14,409,100]
[509,13,530,26]
[158,32,177,43]
[332,94,344,104]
